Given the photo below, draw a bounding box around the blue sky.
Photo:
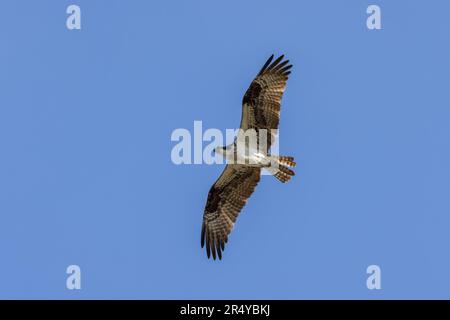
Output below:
[1,0,450,299]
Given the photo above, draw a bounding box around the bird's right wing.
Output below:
[201,165,261,260]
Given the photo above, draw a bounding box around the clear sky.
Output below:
[1,0,450,299]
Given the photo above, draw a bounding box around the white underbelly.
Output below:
[235,150,269,166]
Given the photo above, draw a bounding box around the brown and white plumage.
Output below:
[240,54,292,147]
[201,165,261,260]
[201,55,294,260]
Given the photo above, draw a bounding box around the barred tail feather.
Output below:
[277,156,296,168]
[268,155,296,183]
[273,165,295,183]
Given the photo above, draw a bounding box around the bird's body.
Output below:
[201,54,296,260]
[215,139,272,167]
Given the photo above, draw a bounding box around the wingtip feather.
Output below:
[201,222,206,248]
[258,54,274,75]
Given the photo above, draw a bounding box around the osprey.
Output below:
[201,54,296,260]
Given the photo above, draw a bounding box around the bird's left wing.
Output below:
[201,165,261,260]
[240,55,292,148]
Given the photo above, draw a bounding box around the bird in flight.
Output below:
[201,54,296,260]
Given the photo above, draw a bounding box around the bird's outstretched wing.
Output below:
[201,165,261,260]
[240,55,292,148]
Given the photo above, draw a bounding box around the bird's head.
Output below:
[214,144,236,158]
[213,146,227,156]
